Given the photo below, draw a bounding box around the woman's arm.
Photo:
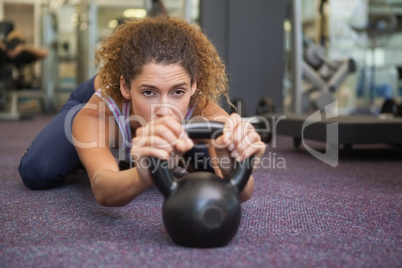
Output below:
[72,96,152,207]
[7,43,48,59]
[72,96,194,207]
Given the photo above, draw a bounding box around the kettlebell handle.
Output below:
[184,120,224,139]
[149,120,254,197]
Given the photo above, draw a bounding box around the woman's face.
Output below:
[121,62,197,126]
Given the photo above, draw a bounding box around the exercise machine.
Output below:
[0,21,34,120]
[291,36,356,113]
[270,0,402,152]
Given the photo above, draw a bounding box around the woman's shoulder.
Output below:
[192,100,228,120]
[79,92,122,118]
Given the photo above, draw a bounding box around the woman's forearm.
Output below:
[239,175,254,202]
[7,44,48,59]
[91,168,153,207]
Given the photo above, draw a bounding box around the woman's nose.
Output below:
[155,104,174,117]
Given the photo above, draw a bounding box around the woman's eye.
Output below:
[173,90,185,96]
[142,90,154,96]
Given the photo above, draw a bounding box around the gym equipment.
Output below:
[75,2,98,84]
[0,21,28,120]
[264,112,402,150]
[349,0,397,49]
[0,21,17,119]
[256,97,276,115]
[253,98,402,149]
[41,6,59,113]
[149,120,254,248]
[380,99,398,116]
[0,21,13,38]
[398,103,402,117]
[298,36,356,113]
[0,15,53,120]
[350,0,398,113]
[277,0,402,152]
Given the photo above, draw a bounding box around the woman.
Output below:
[18,16,266,206]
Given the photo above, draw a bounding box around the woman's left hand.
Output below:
[214,113,266,175]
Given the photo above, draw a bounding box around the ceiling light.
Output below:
[108,19,118,29]
[123,9,147,18]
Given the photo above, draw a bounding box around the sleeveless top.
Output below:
[94,89,196,165]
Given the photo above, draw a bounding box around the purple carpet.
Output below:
[1,114,401,267]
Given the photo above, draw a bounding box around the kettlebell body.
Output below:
[163,172,241,248]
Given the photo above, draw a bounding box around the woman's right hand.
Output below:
[131,116,194,183]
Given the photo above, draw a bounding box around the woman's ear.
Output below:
[120,76,131,100]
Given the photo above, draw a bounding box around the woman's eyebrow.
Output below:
[139,83,189,89]
[139,84,158,89]
[171,83,188,88]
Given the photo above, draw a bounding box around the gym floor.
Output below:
[1,114,401,267]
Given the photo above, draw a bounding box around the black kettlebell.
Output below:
[149,120,254,248]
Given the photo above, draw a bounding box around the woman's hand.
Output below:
[131,116,194,182]
[214,113,266,176]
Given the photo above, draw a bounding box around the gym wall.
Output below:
[199,0,287,115]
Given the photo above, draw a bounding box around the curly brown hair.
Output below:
[94,16,229,112]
